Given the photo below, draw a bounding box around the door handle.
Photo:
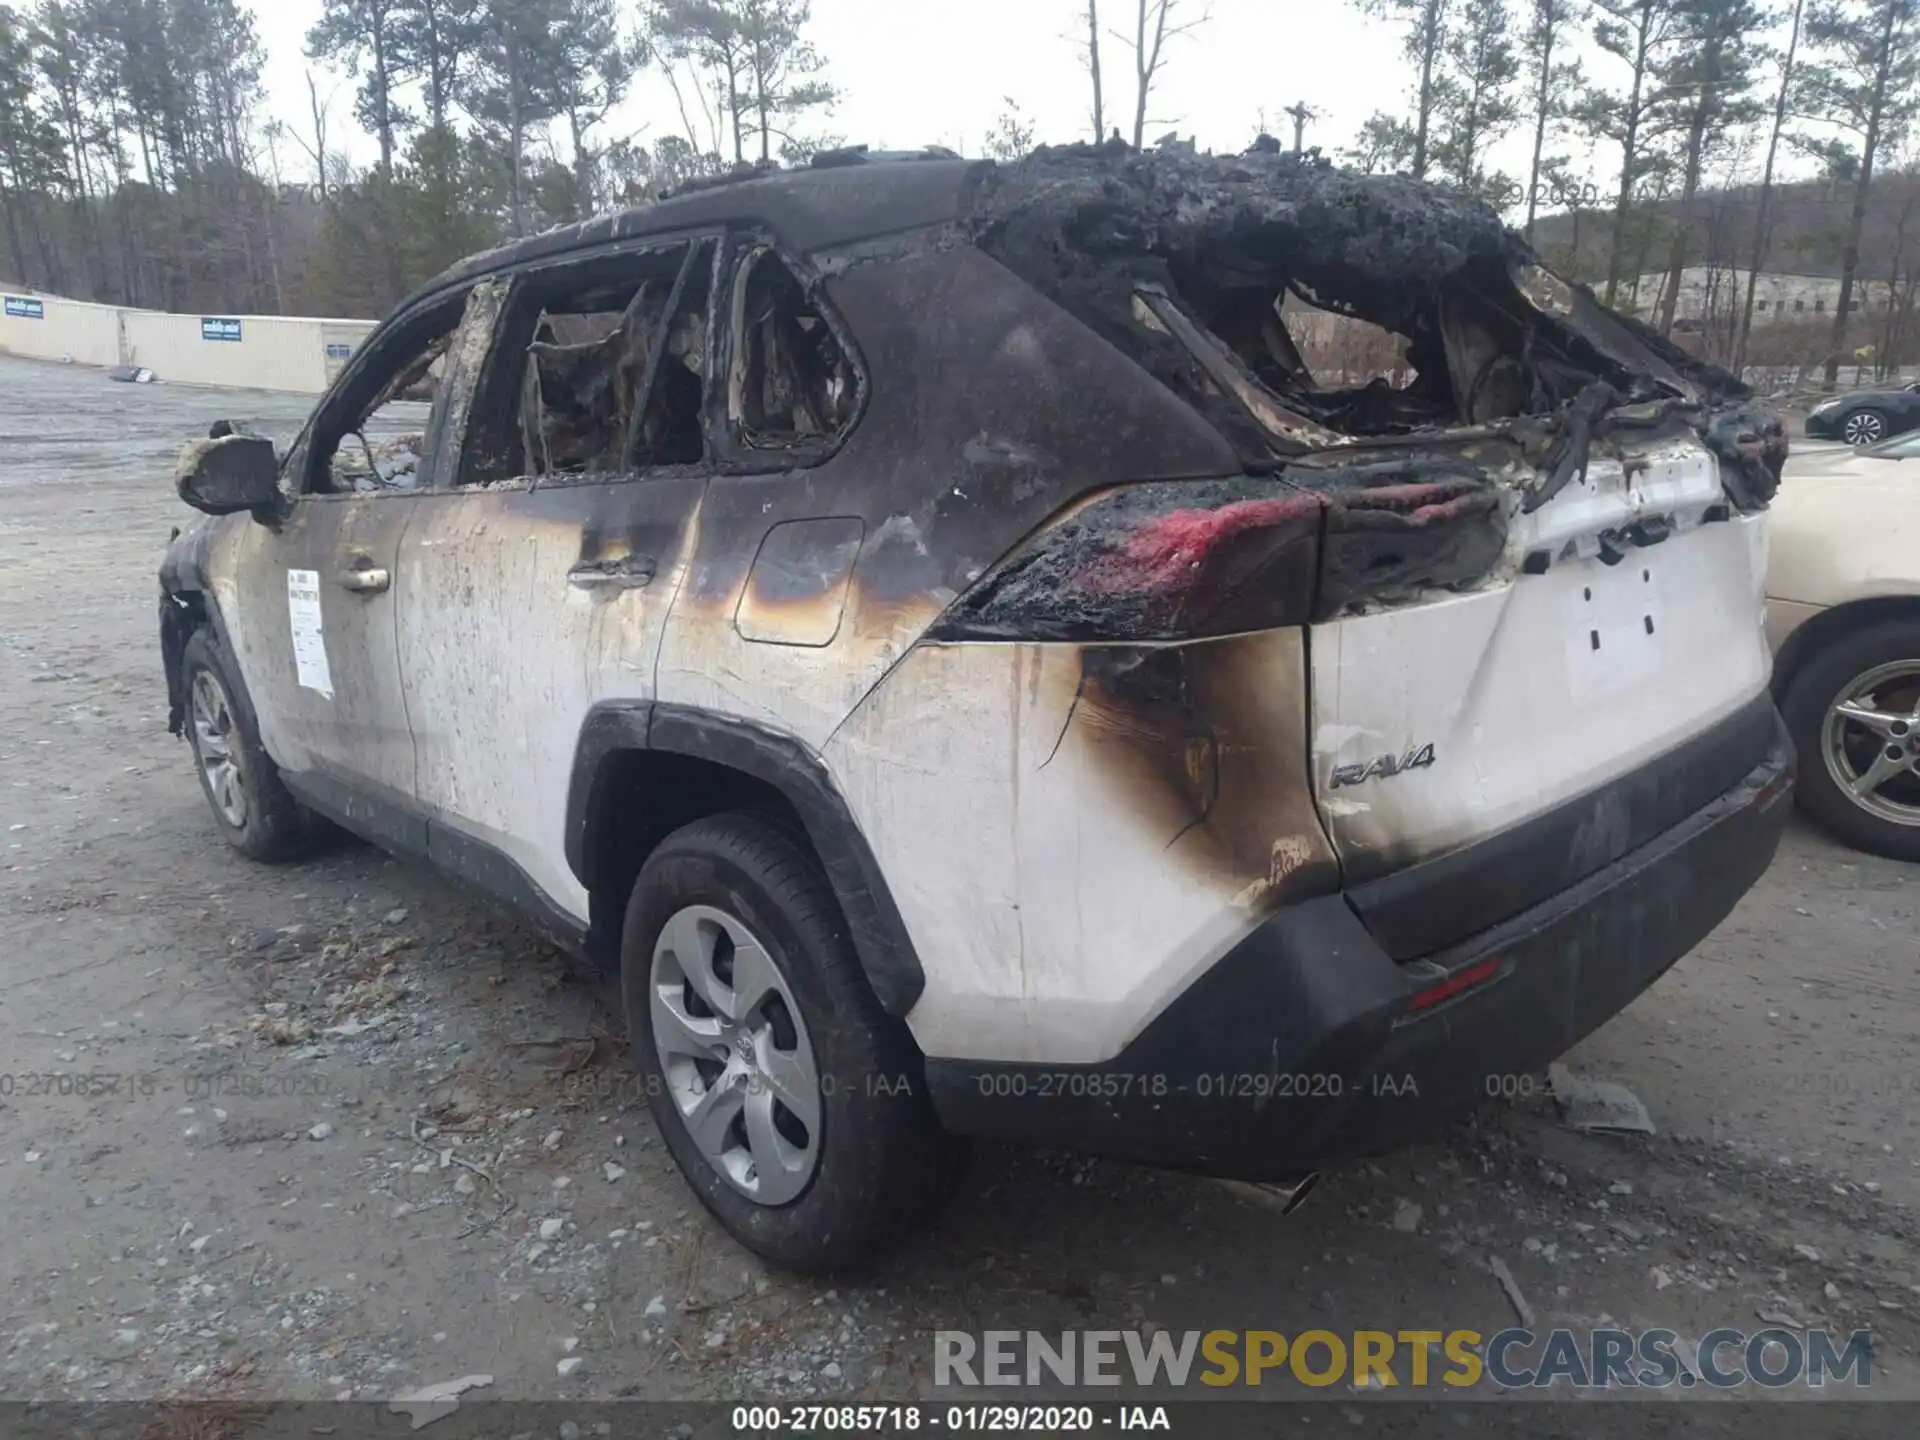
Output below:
[568,558,655,591]
[337,566,391,594]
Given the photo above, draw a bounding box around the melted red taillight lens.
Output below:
[928,470,1507,643]
[927,478,1324,643]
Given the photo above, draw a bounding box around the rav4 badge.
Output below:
[1330,744,1437,790]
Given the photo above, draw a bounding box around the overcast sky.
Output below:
[242,0,1818,219]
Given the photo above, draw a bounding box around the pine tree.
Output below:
[1363,0,1451,179]
[1520,0,1586,238]
[1796,0,1920,385]
[306,0,413,173]
[1430,0,1522,200]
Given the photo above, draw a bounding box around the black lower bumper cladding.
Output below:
[926,711,1794,1180]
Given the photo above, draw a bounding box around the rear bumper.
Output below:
[925,711,1794,1180]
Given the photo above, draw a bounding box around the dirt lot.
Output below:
[2,354,1918,1422]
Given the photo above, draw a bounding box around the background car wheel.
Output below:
[623,812,964,1272]
[1780,617,1920,862]
[1842,408,1888,445]
[180,628,323,862]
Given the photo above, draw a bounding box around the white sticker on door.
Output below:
[287,569,335,698]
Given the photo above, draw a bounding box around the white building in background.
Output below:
[0,289,376,394]
[1625,267,1900,331]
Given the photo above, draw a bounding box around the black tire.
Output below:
[1842,408,1889,446]
[180,628,321,862]
[1779,616,1920,863]
[623,812,964,1271]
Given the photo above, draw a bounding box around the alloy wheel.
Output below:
[1821,660,1920,831]
[649,904,821,1205]
[190,669,248,829]
[1843,410,1886,445]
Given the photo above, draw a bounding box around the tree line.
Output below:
[1326,0,1920,383]
[0,0,837,319]
[2,0,1918,386]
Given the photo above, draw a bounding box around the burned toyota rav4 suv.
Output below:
[160,145,1793,1270]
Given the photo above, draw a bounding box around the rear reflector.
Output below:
[1404,956,1503,1014]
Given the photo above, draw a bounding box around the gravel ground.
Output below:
[2,355,1918,1425]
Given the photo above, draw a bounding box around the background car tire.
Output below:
[1780,617,1920,863]
[1842,408,1888,445]
[623,812,965,1272]
[180,628,322,862]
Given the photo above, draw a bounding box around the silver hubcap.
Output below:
[1844,411,1884,444]
[1822,660,1920,829]
[190,670,248,829]
[649,905,821,1205]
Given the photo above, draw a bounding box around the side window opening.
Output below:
[311,293,465,494]
[728,247,856,450]
[461,239,713,487]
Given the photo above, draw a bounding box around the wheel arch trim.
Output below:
[565,702,927,1017]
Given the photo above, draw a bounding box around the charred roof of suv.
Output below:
[969,141,1529,299]
[406,140,1753,438]
[423,141,1531,297]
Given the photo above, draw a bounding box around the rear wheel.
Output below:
[181,629,321,862]
[1781,618,1920,862]
[1842,408,1888,445]
[622,812,964,1271]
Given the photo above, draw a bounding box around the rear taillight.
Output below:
[927,471,1507,643]
[927,479,1323,643]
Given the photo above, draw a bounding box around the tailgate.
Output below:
[1309,434,1772,891]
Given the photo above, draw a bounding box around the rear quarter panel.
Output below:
[1767,469,1920,611]
[653,242,1239,747]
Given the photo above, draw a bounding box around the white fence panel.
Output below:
[0,292,382,394]
[0,294,124,367]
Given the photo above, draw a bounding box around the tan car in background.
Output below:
[1769,434,1920,861]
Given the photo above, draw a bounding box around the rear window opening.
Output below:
[971,147,1745,469]
[1143,255,1583,453]
[727,247,857,450]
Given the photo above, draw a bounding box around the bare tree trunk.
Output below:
[1087,0,1106,140]
[1655,90,1715,336]
[1413,0,1445,180]
[1873,179,1913,376]
[506,26,526,236]
[1823,0,1899,389]
[1603,1,1654,308]
[724,52,744,164]
[570,108,592,214]
[1734,0,1802,375]
[1524,14,1555,240]
[305,72,331,200]
[0,181,29,289]
[1129,0,1186,148]
[371,4,396,173]
[1131,0,1152,147]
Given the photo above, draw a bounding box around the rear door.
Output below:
[215,290,476,844]
[1308,434,1773,879]
[393,236,720,924]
